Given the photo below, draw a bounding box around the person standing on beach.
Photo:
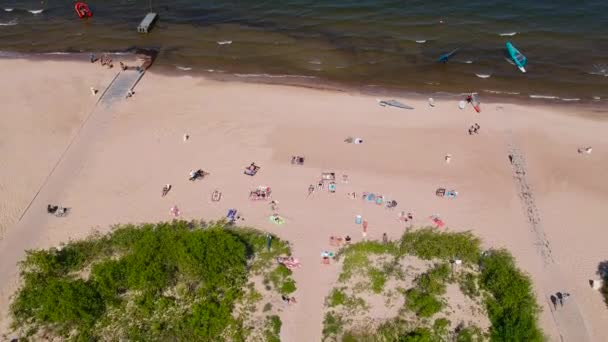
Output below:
[382,233,388,244]
[362,220,368,239]
[266,234,272,252]
[550,295,558,310]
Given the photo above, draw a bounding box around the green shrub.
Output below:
[459,273,480,298]
[479,249,543,342]
[400,228,481,264]
[406,289,442,317]
[10,221,291,341]
[398,327,434,342]
[456,325,484,342]
[322,312,344,340]
[368,267,387,293]
[264,315,282,342]
[328,288,347,307]
[337,241,399,282]
[432,318,450,336]
[416,263,450,295]
[268,265,297,295]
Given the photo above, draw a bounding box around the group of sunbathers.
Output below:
[189,169,207,181]
[329,235,352,247]
[47,204,69,217]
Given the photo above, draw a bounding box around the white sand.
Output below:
[1,58,608,341]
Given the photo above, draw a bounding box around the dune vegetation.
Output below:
[9,220,293,341]
[323,228,544,342]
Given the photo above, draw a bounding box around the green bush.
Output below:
[400,228,481,264]
[398,327,434,342]
[10,221,291,341]
[268,264,297,295]
[456,325,484,342]
[322,312,344,340]
[416,263,450,295]
[479,249,543,342]
[265,315,282,342]
[406,289,443,317]
[368,267,387,293]
[459,273,480,298]
[337,241,399,282]
[328,288,347,307]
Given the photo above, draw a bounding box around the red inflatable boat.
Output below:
[74,2,92,18]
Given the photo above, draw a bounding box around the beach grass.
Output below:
[9,220,292,341]
[324,228,543,342]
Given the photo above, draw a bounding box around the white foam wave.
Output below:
[483,89,520,95]
[529,94,559,100]
[415,40,427,44]
[176,66,192,71]
[234,73,316,79]
[590,64,608,77]
[499,32,517,36]
[0,19,17,26]
[475,73,491,79]
[464,60,473,64]
[217,40,232,45]
[592,96,601,100]
[29,9,44,14]
[4,8,14,12]
[308,59,322,65]
[43,52,71,55]
[561,98,580,102]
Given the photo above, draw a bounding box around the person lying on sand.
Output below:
[47,204,58,214]
[578,147,592,154]
[161,184,172,197]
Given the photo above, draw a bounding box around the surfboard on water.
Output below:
[506,42,526,73]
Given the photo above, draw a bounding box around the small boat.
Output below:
[506,42,526,73]
[74,2,92,18]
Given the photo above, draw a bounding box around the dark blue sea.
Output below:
[1,0,607,102]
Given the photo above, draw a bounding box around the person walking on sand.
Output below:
[308,184,315,196]
[556,292,564,307]
[382,233,388,244]
[362,220,368,239]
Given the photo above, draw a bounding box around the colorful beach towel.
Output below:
[269,215,285,225]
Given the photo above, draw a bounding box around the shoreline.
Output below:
[1,56,608,341]
[1,51,606,113]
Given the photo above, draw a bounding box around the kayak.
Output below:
[74,2,92,18]
[506,41,526,73]
[438,48,459,63]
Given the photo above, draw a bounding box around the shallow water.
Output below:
[0,0,607,102]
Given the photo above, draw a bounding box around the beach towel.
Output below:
[269,215,285,225]
[430,216,445,228]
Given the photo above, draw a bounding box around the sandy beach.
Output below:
[1,57,608,341]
